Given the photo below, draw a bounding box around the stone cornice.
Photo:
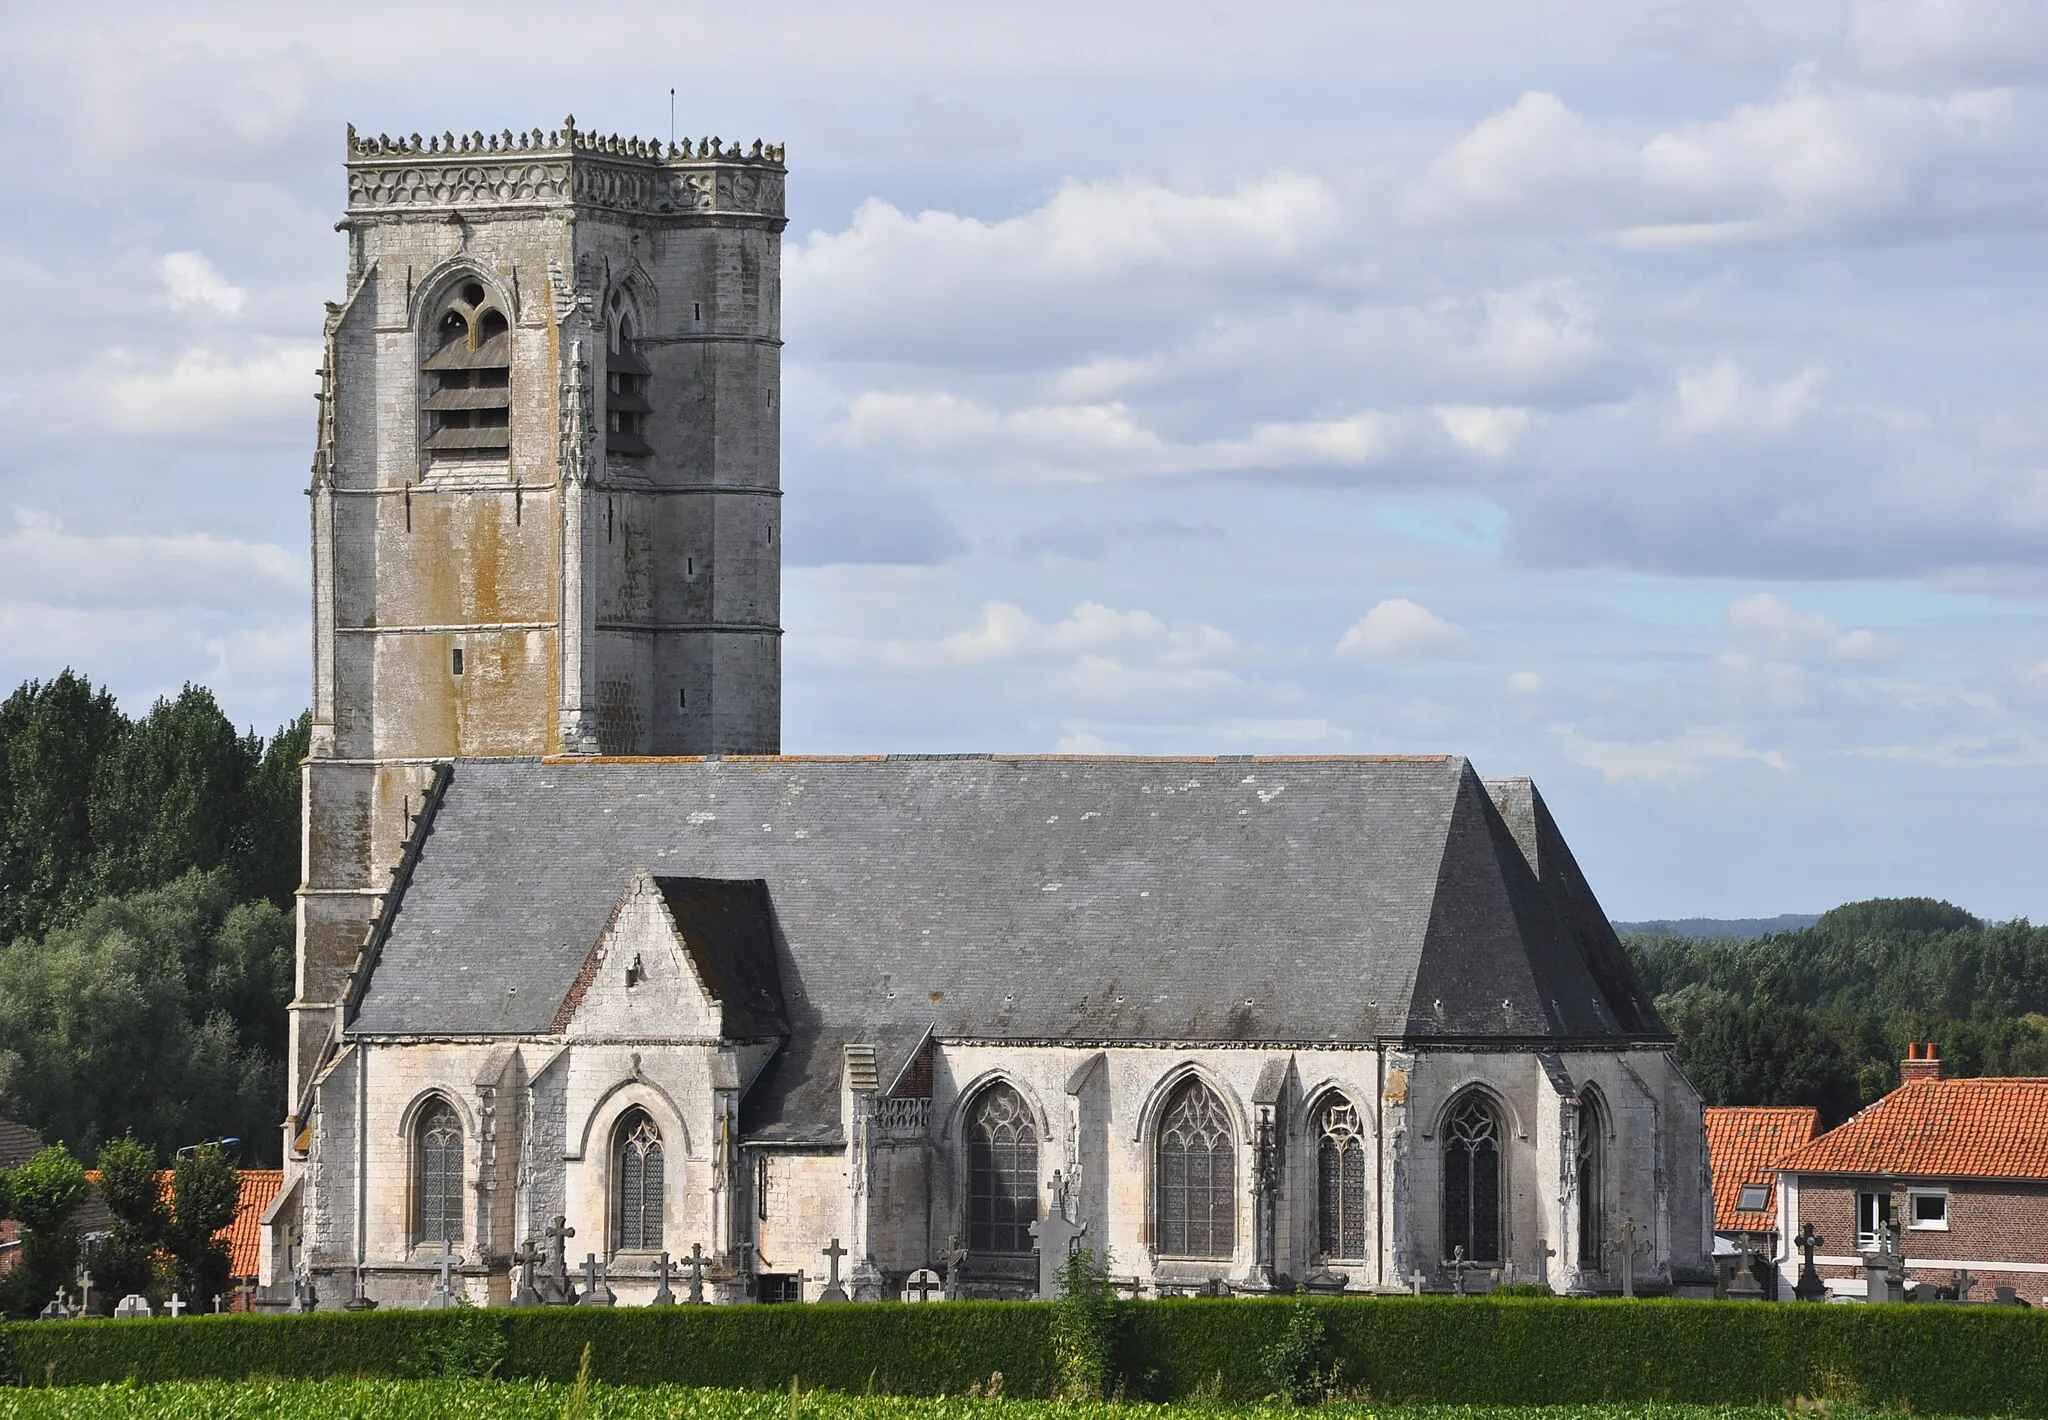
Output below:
[345,116,785,220]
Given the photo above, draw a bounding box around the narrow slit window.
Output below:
[678,688,687,709]
[451,648,464,676]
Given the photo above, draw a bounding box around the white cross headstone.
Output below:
[166,1294,187,1317]
[424,1238,466,1309]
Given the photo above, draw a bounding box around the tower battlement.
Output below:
[344,116,785,218]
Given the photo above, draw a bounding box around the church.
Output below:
[260,117,1714,1307]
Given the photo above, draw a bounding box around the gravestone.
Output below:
[424,1239,465,1309]
[1302,1262,1348,1295]
[511,1237,544,1307]
[902,1268,944,1302]
[113,1293,153,1319]
[578,1253,616,1306]
[542,1215,578,1306]
[818,1238,850,1302]
[685,1243,706,1304]
[651,1252,677,1306]
[1793,1223,1828,1302]
[1725,1247,1766,1301]
[166,1294,187,1317]
[1029,1209,1087,1299]
[38,1289,73,1320]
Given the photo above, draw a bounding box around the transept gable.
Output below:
[554,870,725,1038]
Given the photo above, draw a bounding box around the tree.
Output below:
[0,672,123,944]
[166,1144,239,1304]
[1673,995,1862,1125]
[0,1143,87,1318]
[90,1133,168,1305]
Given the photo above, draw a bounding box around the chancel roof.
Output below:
[346,754,1666,1141]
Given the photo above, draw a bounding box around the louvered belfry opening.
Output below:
[606,293,652,457]
[422,280,511,458]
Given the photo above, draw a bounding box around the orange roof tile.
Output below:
[81,1168,281,1280]
[1776,1078,2048,1181]
[1705,1105,1819,1231]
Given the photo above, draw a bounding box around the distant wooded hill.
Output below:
[0,671,305,1166]
[1622,899,2048,1124]
[1611,914,1821,940]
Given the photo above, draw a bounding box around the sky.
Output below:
[0,0,2044,921]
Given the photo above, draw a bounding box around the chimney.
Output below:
[1900,1042,1946,1084]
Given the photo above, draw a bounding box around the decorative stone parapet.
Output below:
[345,116,785,219]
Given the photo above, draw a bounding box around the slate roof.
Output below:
[347,754,1666,1142]
[1705,1105,1818,1232]
[0,1118,43,1170]
[1776,1078,2048,1181]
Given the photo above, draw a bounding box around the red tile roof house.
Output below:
[1772,1045,2048,1303]
[1705,1105,1819,1297]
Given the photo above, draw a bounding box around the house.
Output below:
[1773,1045,2048,1303]
[1705,1105,1818,1297]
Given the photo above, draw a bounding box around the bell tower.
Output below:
[291,118,785,1121]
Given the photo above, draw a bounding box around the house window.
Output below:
[614,1109,664,1251]
[414,1097,464,1245]
[966,1083,1038,1254]
[1443,1091,1502,1264]
[421,280,512,459]
[1156,1078,1236,1259]
[1857,1190,1894,1250]
[606,296,652,457]
[1737,1183,1772,1213]
[1315,1093,1367,1260]
[1909,1188,1949,1230]
[1576,1093,1605,1267]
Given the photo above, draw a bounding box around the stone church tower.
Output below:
[291,120,786,1134]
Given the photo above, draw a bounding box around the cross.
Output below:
[687,1243,706,1304]
[651,1252,677,1306]
[167,1294,186,1317]
[583,1252,603,1294]
[78,1271,93,1316]
[819,1237,849,1302]
[1536,1240,1556,1287]
[909,1269,937,1302]
[1608,1218,1646,1298]
[1446,1245,1485,1295]
[435,1238,464,1294]
[513,1237,543,1306]
[545,1215,577,1303]
[213,1295,223,1314]
[1953,1268,1978,1301]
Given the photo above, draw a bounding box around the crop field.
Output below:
[0,1386,1957,1420]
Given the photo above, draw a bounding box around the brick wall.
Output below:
[1793,1174,2048,1302]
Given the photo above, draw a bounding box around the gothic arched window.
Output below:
[1576,1093,1605,1268]
[1316,1093,1368,1260]
[966,1083,1038,1253]
[1442,1091,1501,1264]
[605,290,652,457]
[422,279,511,458]
[1156,1078,1235,1259]
[615,1109,665,1251]
[414,1097,464,1245]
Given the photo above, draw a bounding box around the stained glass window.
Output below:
[1442,1092,1501,1263]
[1156,1079,1235,1259]
[967,1083,1038,1253]
[415,1098,463,1245]
[1576,1094,1604,1267]
[616,1110,665,1251]
[1317,1094,1368,1259]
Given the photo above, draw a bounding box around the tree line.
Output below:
[0,671,305,1167]
[1625,897,2048,1125]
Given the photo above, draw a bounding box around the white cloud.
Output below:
[1552,724,1790,782]
[91,340,320,436]
[156,251,246,316]
[1847,0,2048,82]
[1667,362,1826,440]
[1724,593,1886,659]
[1335,598,1469,662]
[0,508,300,611]
[1436,404,1530,457]
[1406,91,1631,228]
[1506,670,1545,695]
[940,600,1235,665]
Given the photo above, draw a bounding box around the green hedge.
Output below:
[8,1297,2048,1413]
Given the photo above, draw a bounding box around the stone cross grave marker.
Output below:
[424,1239,465,1309]
[1029,1209,1087,1299]
[113,1293,152,1319]
[1951,1268,1978,1302]
[166,1294,187,1317]
[1446,1245,1485,1295]
[651,1252,677,1306]
[78,1271,92,1317]
[686,1243,706,1304]
[578,1253,616,1306]
[543,1215,577,1305]
[819,1238,850,1302]
[941,1234,969,1300]
[1793,1222,1828,1302]
[902,1268,943,1302]
[38,1289,72,1320]
[512,1237,544,1307]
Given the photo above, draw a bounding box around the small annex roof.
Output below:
[346,754,1667,1141]
[223,1170,282,1279]
[0,1117,43,1170]
[1776,1078,2048,1181]
[1705,1105,1818,1232]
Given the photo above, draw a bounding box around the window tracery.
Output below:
[1156,1078,1235,1259]
[615,1109,664,1251]
[966,1083,1038,1253]
[422,279,511,458]
[1316,1093,1368,1260]
[414,1097,463,1245]
[1442,1091,1501,1264]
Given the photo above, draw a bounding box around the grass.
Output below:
[0,1384,1985,1420]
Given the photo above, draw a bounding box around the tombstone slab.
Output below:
[113,1294,153,1319]
[902,1268,944,1302]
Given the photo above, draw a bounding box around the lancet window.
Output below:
[1316,1093,1368,1260]
[966,1083,1038,1254]
[414,1097,464,1246]
[615,1109,665,1251]
[422,280,511,458]
[1442,1091,1502,1263]
[606,291,652,457]
[1576,1093,1605,1268]
[1156,1078,1235,1259]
